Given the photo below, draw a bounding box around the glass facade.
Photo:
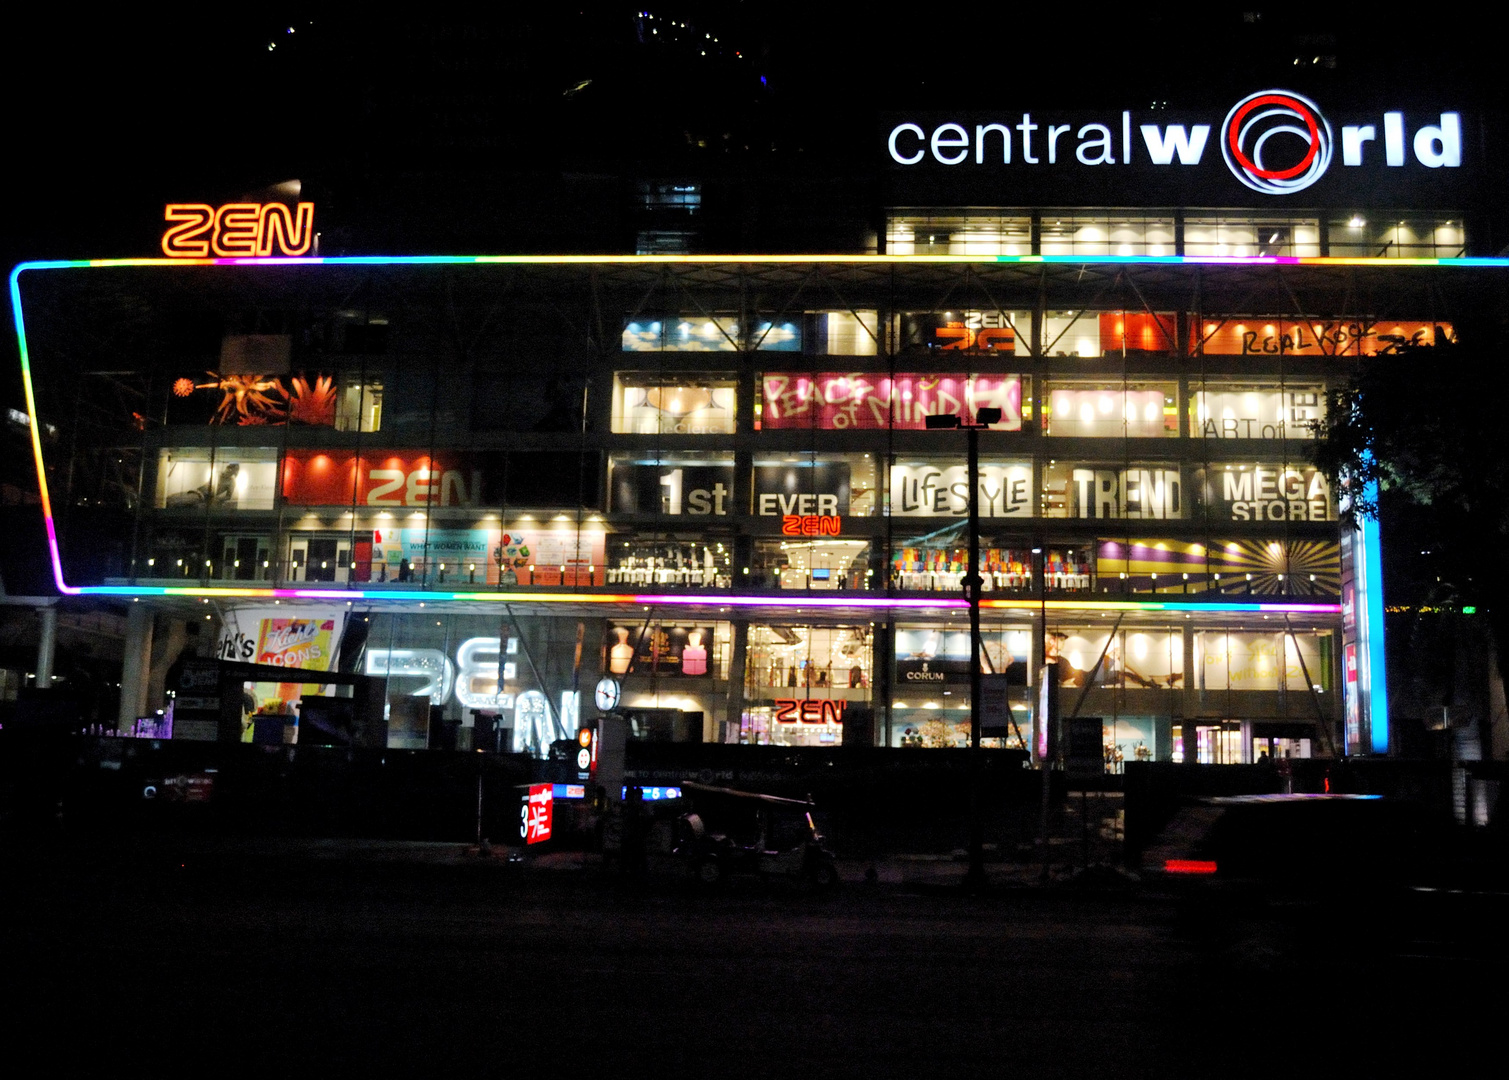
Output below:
[19,246,1432,761]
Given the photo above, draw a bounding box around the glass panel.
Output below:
[752,539,870,590]
[334,375,383,432]
[605,534,733,589]
[608,453,735,516]
[1326,215,1465,258]
[1043,381,1177,437]
[757,373,1022,430]
[1196,464,1336,524]
[1040,462,1185,520]
[1191,383,1324,439]
[157,448,278,510]
[611,373,737,434]
[1184,215,1321,258]
[888,459,1032,517]
[753,453,878,518]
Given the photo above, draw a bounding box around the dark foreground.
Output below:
[3,835,1502,1079]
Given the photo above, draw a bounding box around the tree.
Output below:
[1312,330,1509,750]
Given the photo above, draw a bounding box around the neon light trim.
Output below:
[16,249,1503,601]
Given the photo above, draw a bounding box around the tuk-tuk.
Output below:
[673,782,839,889]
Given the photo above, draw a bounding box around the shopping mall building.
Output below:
[12,89,1499,767]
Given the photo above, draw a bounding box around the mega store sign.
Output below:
[886,90,1466,201]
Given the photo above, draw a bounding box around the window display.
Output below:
[742,625,872,746]
[157,448,278,510]
[605,534,732,587]
[752,539,869,590]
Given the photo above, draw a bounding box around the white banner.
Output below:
[890,463,1032,516]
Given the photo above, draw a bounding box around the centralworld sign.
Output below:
[885,90,1463,200]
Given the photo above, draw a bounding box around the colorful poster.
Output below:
[281,449,486,507]
[760,373,1021,431]
[606,624,715,676]
[217,605,344,670]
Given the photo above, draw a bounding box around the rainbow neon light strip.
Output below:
[23,250,1482,613]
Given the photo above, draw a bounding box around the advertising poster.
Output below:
[216,605,345,725]
[753,463,852,517]
[1194,318,1452,356]
[610,462,735,514]
[1096,538,1340,594]
[621,317,801,352]
[890,462,1031,517]
[281,449,489,508]
[157,450,278,510]
[1198,465,1335,522]
[760,373,1021,431]
[1067,467,1184,520]
[371,528,497,582]
[606,624,715,677]
[896,312,1022,353]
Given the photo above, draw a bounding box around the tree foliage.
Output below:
[1312,332,1509,688]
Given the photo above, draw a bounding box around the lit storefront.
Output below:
[15,89,1492,765]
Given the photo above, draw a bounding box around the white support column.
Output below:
[117,602,155,731]
[34,606,58,689]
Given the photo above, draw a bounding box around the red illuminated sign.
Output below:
[522,784,553,844]
[781,514,841,536]
[162,202,316,258]
[281,450,482,507]
[773,699,847,724]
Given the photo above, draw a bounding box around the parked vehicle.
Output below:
[674,782,839,889]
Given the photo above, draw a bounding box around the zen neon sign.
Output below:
[774,699,847,724]
[781,514,841,536]
[162,202,316,258]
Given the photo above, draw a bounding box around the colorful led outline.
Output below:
[20,250,1499,611]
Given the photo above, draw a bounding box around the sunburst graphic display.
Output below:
[1211,539,1339,595]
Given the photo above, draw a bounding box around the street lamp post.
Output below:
[926,406,1002,892]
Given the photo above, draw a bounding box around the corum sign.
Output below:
[885,91,1464,200]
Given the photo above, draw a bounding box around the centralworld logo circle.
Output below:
[1221,90,1333,195]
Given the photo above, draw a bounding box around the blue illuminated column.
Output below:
[1342,474,1389,755]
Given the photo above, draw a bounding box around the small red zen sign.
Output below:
[774,699,847,724]
[522,783,553,844]
[781,514,841,536]
[162,202,316,258]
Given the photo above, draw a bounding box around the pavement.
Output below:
[29,831,1136,894]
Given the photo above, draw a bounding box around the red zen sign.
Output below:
[522,784,553,844]
[281,450,483,507]
[774,699,847,724]
[162,202,316,258]
[781,514,841,536]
